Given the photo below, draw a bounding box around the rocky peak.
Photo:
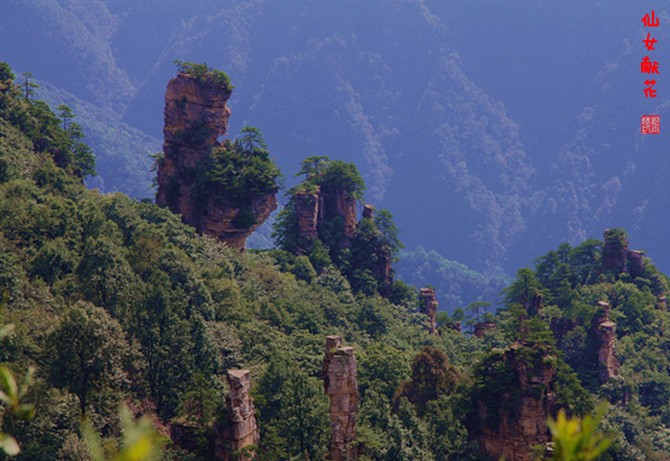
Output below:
[156,69,277,249]
[215,369,260,461]
[477,342,555,461]
[322,335,359,461]
[419,287,439,335]
[162,72,232,150]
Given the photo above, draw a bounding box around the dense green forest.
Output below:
[1,62,670,460]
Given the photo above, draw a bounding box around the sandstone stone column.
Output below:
[627,250,645,278]
[217,369,260,461]
[602,229,629,274]
[477,342,555,461]
[419,287,439,335]
[593,301,619,383]
[294,188,320,254]
[157,71,277,249]
[323,336,358,461]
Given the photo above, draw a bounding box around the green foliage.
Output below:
[319,160,365,200]
[393,346,460,416]
[0,346,34,456]
[0,63,14,83]
[547,405,611,461]
[83,405,165,461]
[192,129,281,207]
[290,256,317,283]
[271,201,300,254]
[274,155,398,296]
[296,155,330,179]
[45,302,134,416]
[173,61,233,91]
[396,245,510,312]
[374,209,403,257]
[0,63,96,179]
[254,353,328,460]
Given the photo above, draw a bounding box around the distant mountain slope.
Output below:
[2,0,668,275]
[36,81,159,198]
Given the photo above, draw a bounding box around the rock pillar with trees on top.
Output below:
[156,62,280,249]
[322,335,359,461]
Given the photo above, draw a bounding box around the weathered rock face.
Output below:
[602,230,647,278]
[156,72,276,249]
[419,287,439,335]
[323,336,359,461]
[593,301,619,384]
[293,185,360,253]
[627,250,645,278]
[321,187,357,247]
[216,370,260,461]
[477,343,555,461]
[201,193,278,249]
[602,229,629,274]
[294,188,320,254]
[157,72,231,215]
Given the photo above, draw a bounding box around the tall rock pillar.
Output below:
[157,70,277,249]
[419,287,439,335]
[216,370,260,460]
[323,336,359,461]
[593,301,619,383]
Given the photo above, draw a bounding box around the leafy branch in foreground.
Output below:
[0,324,35,456]
[546,404,611,461]
[83,405,165,461]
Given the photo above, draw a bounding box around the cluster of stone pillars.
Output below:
[213,335,359,460]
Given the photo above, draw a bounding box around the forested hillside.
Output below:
[1,61,670,461]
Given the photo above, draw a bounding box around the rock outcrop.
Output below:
[473,321,497,338]
[627,250,645,278]
[323,336,359,461]
[602,229,646,277]
[593,301,619,384]
[156,71,277,249]
[419,287,439,335]
[215,370,260,461]
[293,185,359,252]
[294,188,321,254]
[297,186,357,249]
[323,187,357,246]
[477,343,555,461]
[602,229,629,274]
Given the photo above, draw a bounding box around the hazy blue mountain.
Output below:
[35,81,159,198]
[2,0,668,281]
